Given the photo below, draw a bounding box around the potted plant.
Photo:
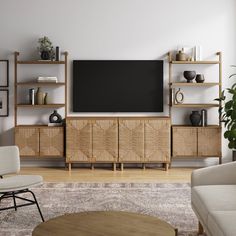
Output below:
[215,66,236,160]
[37,36,55,60]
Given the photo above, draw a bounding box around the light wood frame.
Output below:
[168,52,222,163]
[14,51,68,159]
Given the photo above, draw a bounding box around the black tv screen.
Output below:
[73,60,163,112]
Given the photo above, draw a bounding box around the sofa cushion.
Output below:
[191,185,236,223]
[208,211,236,236]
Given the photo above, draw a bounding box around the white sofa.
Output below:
[191,162,236,236]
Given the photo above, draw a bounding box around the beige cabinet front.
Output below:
[15,127,39,156]
[172,127,197,157]
[172,126,221,157]
[66,119,92,162]
[92,119,118,162]
[145,119,170,162]
[198,127,221,156]
[40,127,64,156]
[15,126,64,157]
[119,119,145,162]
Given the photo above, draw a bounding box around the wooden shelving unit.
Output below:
[14,51,68,158]
[168,51,222,164]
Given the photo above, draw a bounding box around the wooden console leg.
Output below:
[219,157,222,164]
[142,163,146,170]
[198,221,204,235]
[91,163,94,170]
[120,163,124,171]
[68,163,71,172]
[165,163,169,171]
[174,228,178,236]
[113,163,116,171]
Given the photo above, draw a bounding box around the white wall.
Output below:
[0,0,235,166]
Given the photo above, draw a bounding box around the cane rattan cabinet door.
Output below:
[92,119,118,162]
[119,119,144,162]
[66,119,92,162]
[15,127,39,156]
[198,127,221,156]
[40,127,64,157]
[172,127,197,157]
[145,118,170,162]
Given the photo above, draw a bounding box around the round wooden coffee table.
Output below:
[33,211,177,236]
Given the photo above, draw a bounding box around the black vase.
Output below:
[41,51,50,60]
[190,111,201,126]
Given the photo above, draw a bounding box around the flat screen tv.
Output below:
[73,60,163,112]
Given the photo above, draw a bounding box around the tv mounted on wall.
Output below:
[73,60,163,112]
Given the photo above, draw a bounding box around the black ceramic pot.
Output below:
[190,111,201,126]
[183,71,196,83]
[41,51,50,60]
[195,74,205,83]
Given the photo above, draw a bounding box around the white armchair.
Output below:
[191,162,236,236]
[0,146,44,221]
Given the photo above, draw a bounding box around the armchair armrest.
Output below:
[191,162,236,187]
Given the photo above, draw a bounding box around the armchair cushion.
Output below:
[0,175,43,192]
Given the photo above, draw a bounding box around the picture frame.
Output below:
[0,89,9,117]
[0,60,9,87]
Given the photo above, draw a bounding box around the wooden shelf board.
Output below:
[172,156,221,159]
[170,61,220,64]
[172,103,219,108]
[20,155,65,158]
[17,104,65,108]
[17,60,65,65]
[171,82,220,87]
[16,124,64,128]
[171,125,220,128]
[16,82,65,86]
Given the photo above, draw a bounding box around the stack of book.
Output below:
[37,77,58,83]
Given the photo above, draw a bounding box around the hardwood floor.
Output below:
[19,167,195,183]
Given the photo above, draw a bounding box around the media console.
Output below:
[66,117,171,171]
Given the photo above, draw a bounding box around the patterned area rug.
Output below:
[0,183,199,236]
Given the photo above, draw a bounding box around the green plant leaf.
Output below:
[224,130,231,138]
[226,110,232,117]
[232,83,236,89]
[231,110,236,120]
[225,100,233,110]
[228,141,235,149]
[231,129,236,138]
[227,89,236,94]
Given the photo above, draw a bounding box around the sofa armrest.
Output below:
[191,162,236,187]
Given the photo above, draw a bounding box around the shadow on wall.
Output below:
[0,127,14,146]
